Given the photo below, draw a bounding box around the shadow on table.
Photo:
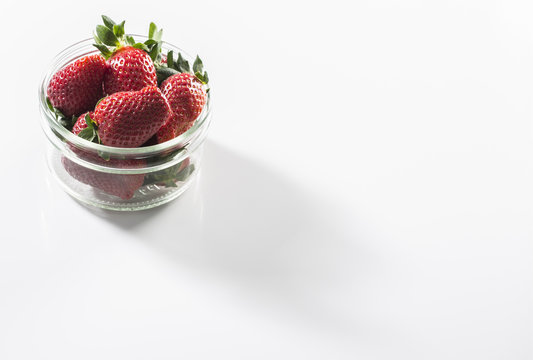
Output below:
[90,140,362,336]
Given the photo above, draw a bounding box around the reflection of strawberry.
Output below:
[94,86,171,148]
[63,113,146,200]
[47,54,106,117]
[104,46,157,94]
[155,73,207,143]
[143,157,193,188]
[62,156,145,200]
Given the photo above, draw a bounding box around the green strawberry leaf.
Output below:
[167,50,174,68]
[113,20,125,38]
[76,113,102,144]
[93,43,113,58]
[45,97,55,113]
[84,117,93,131]
[125,35,136,46]
[96,25,119,46]
[192,55,209,84]
[176,52,190,73]
[154,28,163,42]
[101,15,116,30]
[85,113,97,129]
[148,22,157,39]
[144,39,158,46]
[93,32,102,45]
[148,22,163,42]
[146,23,163,62]
[194,71,209,84]
[149,42,161,62]
[46,97,63,117]
[132,42,150,52]
[193,55,203,74]
[46,97,78,130]
[77,127,96,142]
[156,67,179,85]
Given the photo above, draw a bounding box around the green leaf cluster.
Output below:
[93,16,126,58]
[92,15,164,62]
[192,56,209,84]
[147,22,164,62]
[157,50,209,86]
[46,97,76,130]
[91,16,208,87]
[77,113,101,144]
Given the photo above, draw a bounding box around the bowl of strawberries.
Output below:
[39,16,211,211]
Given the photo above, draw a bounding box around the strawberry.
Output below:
[93,86,171,147]
[92,16,163,95]
[155,110,200,144]
[47,54,106,117]
[154,54,209,143]
[104,46,157,94]
[162,72,207,123]
[72,111,93,135]
[63,112,146,200]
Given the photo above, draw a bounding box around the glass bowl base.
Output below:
[47,151,199,211]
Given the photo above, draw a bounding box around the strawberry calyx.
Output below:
[146,22,164,63]
[46,97,76,130]
[93,15,163,62]
[77,113,101,144]
[192,56,209,85]
[156,50,209,87]
[48,99,110,160]
[75,113,110,160]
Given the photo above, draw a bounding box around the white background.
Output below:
[0,0,532,359]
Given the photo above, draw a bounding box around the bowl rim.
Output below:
[38,35,211,157]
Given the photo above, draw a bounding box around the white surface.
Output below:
[0,1,532,359]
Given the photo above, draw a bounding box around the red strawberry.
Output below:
[92,17,162,95]
[162,73,207,123]
[63,112,145,200]
[72,111,93,134]
[47,54,106,117]
[155,73,207,143]
[155,116,197,143]
[104,46,157,94]
[93,86,171,148]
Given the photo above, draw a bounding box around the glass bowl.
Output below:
[38,37,212,211]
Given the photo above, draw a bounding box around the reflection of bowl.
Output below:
[38,37,212,211]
